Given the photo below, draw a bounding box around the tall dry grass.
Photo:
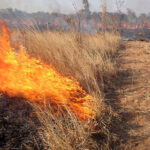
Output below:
[21,30,121,150]
[24,31,121,94]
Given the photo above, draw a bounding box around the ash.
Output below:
[0,95,43,150]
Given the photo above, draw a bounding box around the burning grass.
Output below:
[0,24,96,121]
[24,31,121,94]
[23,30,122,149]
[0,24,122,149]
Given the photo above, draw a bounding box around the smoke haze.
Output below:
[0,0,83,14]
[82,0,90,11]
[0,0,149,15]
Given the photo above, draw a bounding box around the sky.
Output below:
[0,0,149,15]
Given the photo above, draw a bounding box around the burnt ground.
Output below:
[122,28,150,41]
[105,41,150,149]
[0,95,43,150]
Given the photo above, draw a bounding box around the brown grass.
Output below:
[24,31,121,93]
[20,30,122,150]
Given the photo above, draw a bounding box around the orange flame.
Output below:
[0,23,95,120]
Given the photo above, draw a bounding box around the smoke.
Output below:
[82,0,89,11]
[0,0,149,15]
[125,0,150,15]
[0,0,83,14]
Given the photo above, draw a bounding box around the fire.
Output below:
[0,23,95,120]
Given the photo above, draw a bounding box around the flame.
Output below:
[0,23,95,120]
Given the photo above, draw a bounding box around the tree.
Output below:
[101,0,107,33]
[115,0,125,33]
[138,13,147,23]
[82,0,90,11]
[127,8,137,23]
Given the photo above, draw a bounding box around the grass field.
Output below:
[0,26,122,150]
[3,30,150,150]
[22,30,122,150]
[1,19,150,150]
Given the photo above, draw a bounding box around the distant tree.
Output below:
[101,0,107,33]
[82,0,90,11]
[115,0,124,13]
[6,8,13,14]
[138,13,147,23]
[127,8,137,23]
[115,0,125,33]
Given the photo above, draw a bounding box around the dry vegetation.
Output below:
[24,31,121,94]
[0,29,122,149]
[20,30,122,150]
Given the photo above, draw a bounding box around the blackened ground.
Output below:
[122,28,150,41]
[0,95,43,150]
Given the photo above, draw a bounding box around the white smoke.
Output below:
[0,0,83,14]
[0,0,149,15]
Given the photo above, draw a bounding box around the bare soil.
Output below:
[105,41,150,150]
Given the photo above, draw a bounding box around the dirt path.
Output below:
[116,41,150,150]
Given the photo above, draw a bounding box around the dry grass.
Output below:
[19,30,122,150]
[32,103,98,150]
[24,31,121,94]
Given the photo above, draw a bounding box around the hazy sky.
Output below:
[0,0,149,15]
